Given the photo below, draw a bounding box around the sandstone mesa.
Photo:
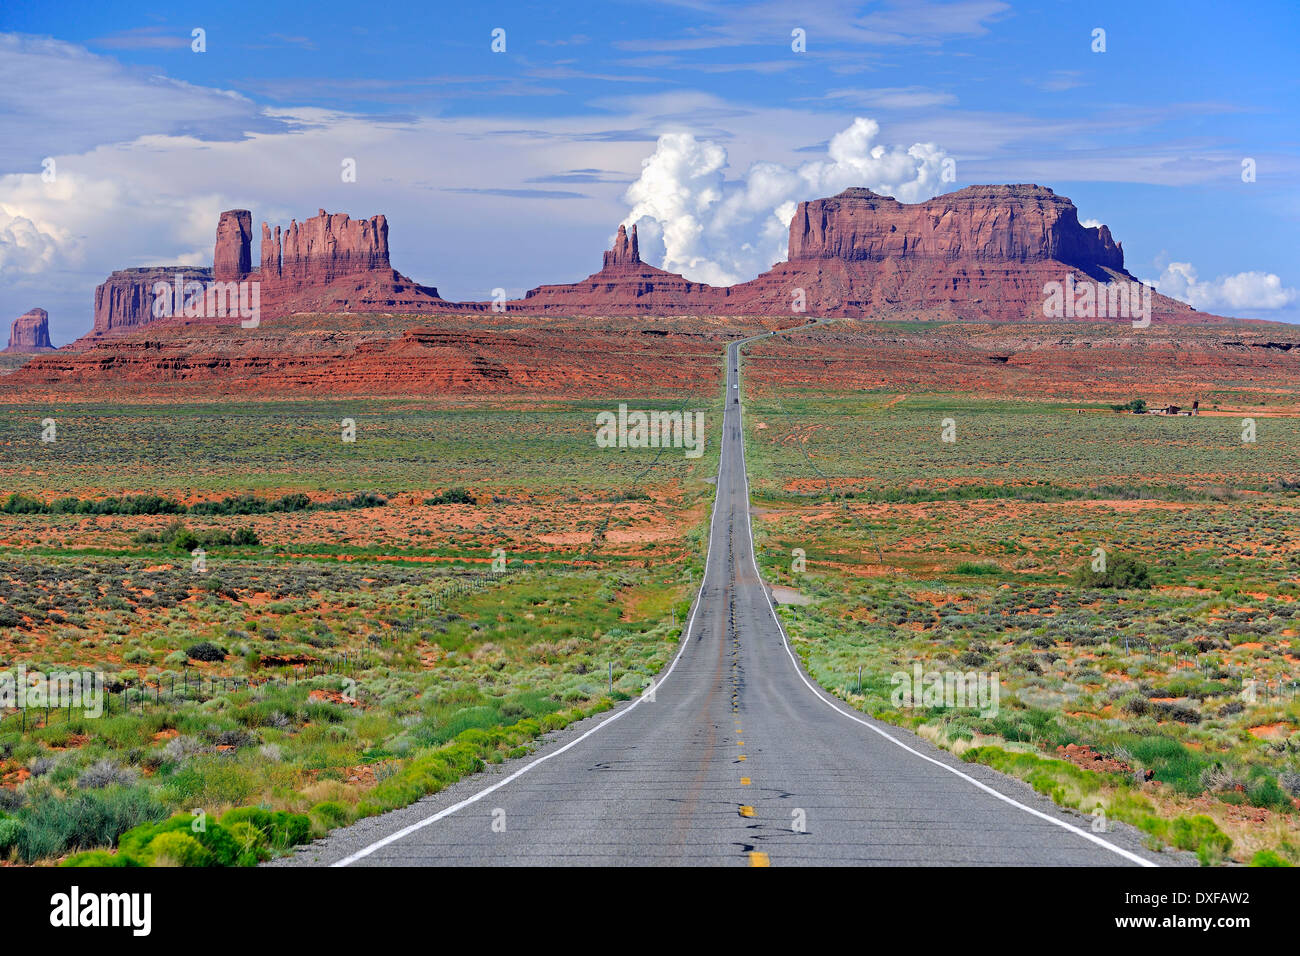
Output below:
[5,182,1294,401]
[4,308,55,353]
[73,183,1232,343]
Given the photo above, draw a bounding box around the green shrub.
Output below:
[117,814,238,866]
[186,642,226,663]
[219,807,311,851]
[1126,736,1207,794]
[0,817,23,853]
[310,801,349,828]
[147,831,212,866]
[1110,399,1147,413]
[1247,775,1292,811]
[1251,850,1291,867]
[19,787,165,863]
[232,526,260,546]
[1140,814,1233,864]
[1072,553,1151,589]
[69,807,312,867]
[62,849,138,867]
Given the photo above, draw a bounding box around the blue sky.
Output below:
[2,0,1298,343]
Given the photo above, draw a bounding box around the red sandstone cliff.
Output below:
[787,185,1123,271]
[515,185,1211,322]
[253,209,445,314]
[76,184,1239,342]
[86,207,449,341]
[602,224,640,271]
[87,266,214,342]
[247,208,392,287]
[214,210,253,280]
[721,185,1214,323]
[4,308,55,352]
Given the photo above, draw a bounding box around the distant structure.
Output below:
[1149,402,1199,416]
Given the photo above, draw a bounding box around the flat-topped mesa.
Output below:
[89,265,214,339]
[602,224,641,271]
[5,307,55,352]
[788,184,1125,273]
[214,209,253,280]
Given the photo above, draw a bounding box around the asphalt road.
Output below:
[286,336,1169,867]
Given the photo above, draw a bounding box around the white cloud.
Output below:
[0,208,62,275]
[1153,261,1298,312]
[0,33,284,172]
[623,117,951,284]
[1080,218,1102,228]
[821,87,959,109]
[3,30,1292,340]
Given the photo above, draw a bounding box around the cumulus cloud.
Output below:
[0,208,61,275]
[1153,261,1298,312]
[623,117,951,285]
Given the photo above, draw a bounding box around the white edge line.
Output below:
[730,340,1159,869]
[332,373,732,866]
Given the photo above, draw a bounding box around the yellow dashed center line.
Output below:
[748,851,770,867]
[740,777,751,785]
[739,805,754,818]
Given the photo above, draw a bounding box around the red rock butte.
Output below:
[64,183,1243,349]
[79,207,462,346]
[4,307,55,353]
[524,222,721,313]
[520,185,1213,323]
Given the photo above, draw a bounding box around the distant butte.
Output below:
[4,308,56,353]
[523,222,722,313]
[519,184,1211,324]
[77,207,457,347]
[65,182,1234,346]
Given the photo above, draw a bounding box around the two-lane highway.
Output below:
[292,338,1162,867]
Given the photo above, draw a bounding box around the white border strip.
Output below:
[729,340,1157,868]
[333,381,732,866]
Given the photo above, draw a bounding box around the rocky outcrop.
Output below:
[89,266,214,340]
[260,223,282,278]
[522,223,724,313]
[83,208,450,342]
[256,209,448,315]
[787,185,1124,272]
[602,224,640,271]
[72,184,1241,342]
[214,210,253,280]
[272,209,391,290]
[4,308,55,352]
[714,184,1212,323]
[514,196,1192,323]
